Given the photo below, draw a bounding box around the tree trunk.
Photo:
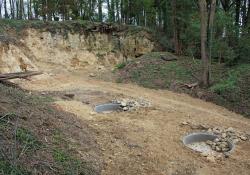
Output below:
[4,0,9,18]
[116,0,120,23]
[246,0,250,26]
[172,0,180,55]
[208,0,216,60]
[98,0,103,22]
[0,0,2,19]
[242,0,247,27]
[10,0,15,19]
[107,0,111,21]
[235,0,241,36]
[110,0,115,22]
[199,0,209,86]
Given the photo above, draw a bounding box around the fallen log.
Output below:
[180,82,199,89]
[160,55,177,61]
[0,71,42,81]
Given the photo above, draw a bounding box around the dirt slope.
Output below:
[15,70,250,175]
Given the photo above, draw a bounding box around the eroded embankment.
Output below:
[0,21,159,73]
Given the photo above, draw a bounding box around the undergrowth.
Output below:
[117,52,250,117]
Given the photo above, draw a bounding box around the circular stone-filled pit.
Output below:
[183,132,234,154]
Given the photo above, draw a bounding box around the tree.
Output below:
[0,0,2,19]
[199,0,216,86]
[98,0,103,22]
[4,0,9,19]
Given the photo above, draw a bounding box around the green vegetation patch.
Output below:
[16,128,42,151]
[52,148,96,175]
[0,160,31,175]
[210,64,250,94]
[51,129,97,175]
[118,52,192,89]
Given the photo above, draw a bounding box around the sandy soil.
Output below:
[16,70,250,175]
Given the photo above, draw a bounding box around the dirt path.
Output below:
[17,71,250,175]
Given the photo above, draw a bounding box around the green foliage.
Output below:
[238,29,250,63]
[210,75,238,94]
[210,64,250,94]
[0,84,53,105]
[16,128,41,151]
[115,62,127,69]
[51,129,97,175]
[120,53,192,89]
[0,160,31,175]
[53,149,96,175]
[211,38,237,64]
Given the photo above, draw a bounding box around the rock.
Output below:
[201,152,209,157]
[240,135,248,141]
[98,66,105,70]
[216,154,224,161]
[121,102,127,107]
[221,133,227,138]
[123,107,129,111]
[224,152,230,158]
[222,148,230,152]
[207,128,213,133]
[206,155,216,163]
[216,146,222,152]
[181,121,189,125]
[226,127,234,132]
[64,93,75,99]
[90,112,97,115]
[214,138,220,142]
[206,140,213,145]
[89,73,96,77]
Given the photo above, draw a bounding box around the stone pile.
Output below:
[207,127,248,144]
[206,138,230,153]
[112,98,151,111]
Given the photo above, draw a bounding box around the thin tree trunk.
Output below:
[116,0,120,23]
[208,0,216,59]
[29,0,32,19]
[98,0,103,22]
[246,0,250,25]
[199,0,209,86]
[4,0,9,18]
[242,0,247,27]
[107,0,111,21]
[0,0,2,19]
[16,0,19,19]
[235,0,241,36]
[111,0,115,22]
[172,0,180,55]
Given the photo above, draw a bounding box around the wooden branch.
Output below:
[0,71,42,81]
[181,82,199,89]
[160,55,177,61]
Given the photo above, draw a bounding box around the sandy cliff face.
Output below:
[0,27,156,73]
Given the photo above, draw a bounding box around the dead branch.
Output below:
[160,55,177,61]
[0,71,42,81]
[181,82,199,89]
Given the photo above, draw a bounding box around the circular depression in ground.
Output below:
[183,132,234,153]
[94,103,122,113]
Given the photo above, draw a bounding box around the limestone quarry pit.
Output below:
[1,26,250,175]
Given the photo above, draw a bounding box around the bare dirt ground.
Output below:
[16,69,250,175]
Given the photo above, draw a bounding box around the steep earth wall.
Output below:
[0,26,157,73]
